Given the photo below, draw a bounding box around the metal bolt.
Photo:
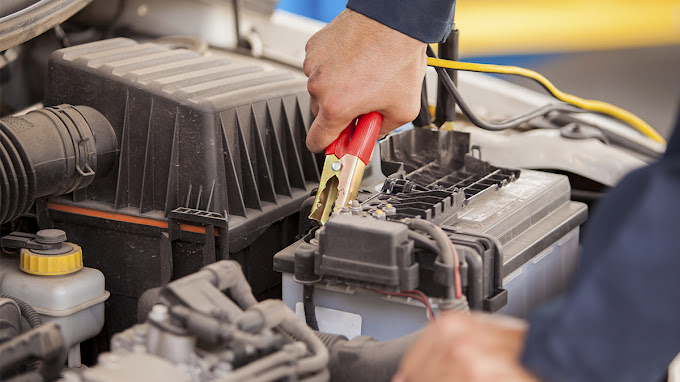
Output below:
[373,209,386,220]
[350,200,362,215]
[331,161,342,171]
[149,304,169,322]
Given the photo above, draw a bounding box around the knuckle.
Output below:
[429,320,457,343]
[395,107,420,126]
[305,35,317,54]
[303,37,320,77]
[460,364,485,382]
[403,102,421,122]
[305,135,320,153]
[310,99,319,116]
[320,100,342,121]
[389,98,422,126]
[303,58,311,77]
[306,74,321,95]
[448,335,479,361]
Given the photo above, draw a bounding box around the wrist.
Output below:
[340,9,426,58]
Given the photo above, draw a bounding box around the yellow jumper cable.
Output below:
[426,56,666,144]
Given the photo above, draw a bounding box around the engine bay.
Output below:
[0,1,665,381]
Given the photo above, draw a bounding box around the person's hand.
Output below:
[303,9,427,152]
[393,312,540,382]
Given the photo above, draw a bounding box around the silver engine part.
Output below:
[63,261,329,382]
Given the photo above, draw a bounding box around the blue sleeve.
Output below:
[521,114,680,382]
[346,0,456,43]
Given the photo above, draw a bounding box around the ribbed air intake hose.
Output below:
[317,331,421,382]
[0,105,118,224]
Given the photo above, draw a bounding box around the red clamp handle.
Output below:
[325,119,356,157]
[324,112,383,164]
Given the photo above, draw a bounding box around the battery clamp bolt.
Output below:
[373,209,386,220]
[331,161,342,172]
[349,200,362,215]
[383,204,397,216]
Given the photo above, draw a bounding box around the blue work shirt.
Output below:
[521,114,680,381]
[346,0,456,43]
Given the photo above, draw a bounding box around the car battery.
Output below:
[275,168,586,341]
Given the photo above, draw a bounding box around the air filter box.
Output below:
[42,38,319,333]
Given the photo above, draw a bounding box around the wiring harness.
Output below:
[425,47,666,144]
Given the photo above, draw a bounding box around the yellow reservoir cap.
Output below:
[20,243,83,276]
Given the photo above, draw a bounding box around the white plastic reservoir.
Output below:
[0,254,109,364]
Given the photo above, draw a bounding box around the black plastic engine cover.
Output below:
[41,38,319,333]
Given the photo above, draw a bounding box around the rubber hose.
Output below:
[313,331,347,349]
[407,230,441,256]
[0,294,44,372]
[0,294,42,329]
[303,285,319,330]
[0,105,118,224]
[405,219,453,265]
[0,0,94,51]
[459,247,484,310]
[324,331,421,382]
[405,219,456,299]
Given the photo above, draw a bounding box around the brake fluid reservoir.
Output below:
[0,229,109,351]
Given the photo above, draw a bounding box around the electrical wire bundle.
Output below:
[365,288,436,320]
[405,219,463,303]
[425,46,666,144]
[303,218,464,326]
[368,219,467,321]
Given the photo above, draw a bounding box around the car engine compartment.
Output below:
[0,1,663,381]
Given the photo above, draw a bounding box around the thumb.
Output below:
[306,110,354,153]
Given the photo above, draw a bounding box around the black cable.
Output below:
[412,79,432,127]
[232,0,249,49]
[405,219,452,264]
[435,25,458,124]
[426,46,584,131]
[53,24,70,48]
[0,294,43,372]
[407,230,440,255]
[404,218,457,300]
[0,294,42,329]
[104,0,126,39]
[303,285,319,331]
